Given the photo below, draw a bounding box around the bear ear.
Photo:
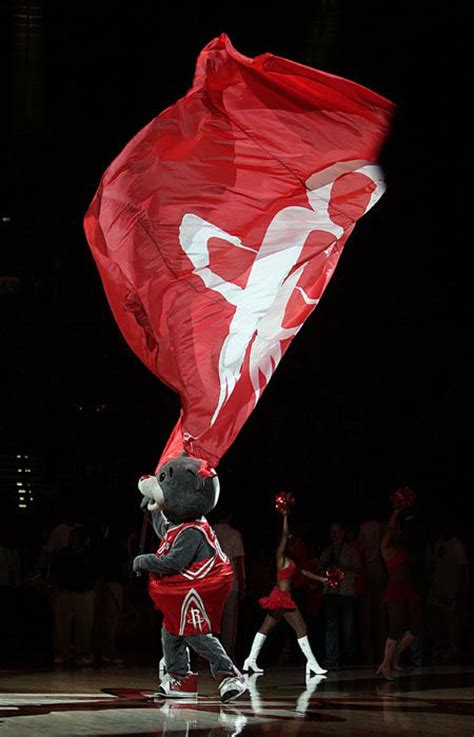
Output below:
[197,459,215,479]
[211,475,220,507]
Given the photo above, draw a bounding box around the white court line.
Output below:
[0,694,117,705]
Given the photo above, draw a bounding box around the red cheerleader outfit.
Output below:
[148,520,234,636]
[258,558,297,611]
[383,549,419,603]
[382,547,422,639]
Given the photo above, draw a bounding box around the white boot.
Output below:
[297,636,327,676]
[243,633,266,673]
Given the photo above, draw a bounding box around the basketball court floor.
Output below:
[1,663,474,736]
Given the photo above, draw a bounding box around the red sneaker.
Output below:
[154,672,198,699]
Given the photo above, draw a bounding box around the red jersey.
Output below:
[148,520,234,636]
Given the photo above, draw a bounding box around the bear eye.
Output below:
[159,472,166,482]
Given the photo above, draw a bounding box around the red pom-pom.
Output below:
[325,566,345,591]
[391,486,416,510]
[275,491,295,514]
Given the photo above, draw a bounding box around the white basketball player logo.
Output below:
[179,161,385,427]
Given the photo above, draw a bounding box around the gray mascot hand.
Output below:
[133,554,151,573]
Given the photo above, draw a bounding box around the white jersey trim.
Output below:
[165,522,229,579]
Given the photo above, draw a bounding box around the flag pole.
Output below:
[136,507,149,577]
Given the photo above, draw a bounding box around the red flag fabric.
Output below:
[84,34,394,469]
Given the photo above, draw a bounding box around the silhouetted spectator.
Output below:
[346,521,367,664]
[319,521,361,667]
[427,517,469,663]
[51,525,97,666]
[38,497,82,580]
[93,517,131,665]
[0,525,21,661]
[214,508,246,659]
[358,518,387,664]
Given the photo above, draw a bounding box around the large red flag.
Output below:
[84,34,394,470]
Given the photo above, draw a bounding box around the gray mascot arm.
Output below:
[150,510,166,539]
[133,528,205,574]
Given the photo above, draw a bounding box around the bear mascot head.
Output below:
[138,452,220,523]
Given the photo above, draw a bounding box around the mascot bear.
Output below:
[133,453,246,703]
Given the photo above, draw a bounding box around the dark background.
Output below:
[1,1,472,550]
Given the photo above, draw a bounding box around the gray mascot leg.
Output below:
[184,633,237,677]
[161,627,191,676]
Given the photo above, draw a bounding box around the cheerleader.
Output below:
[243,510,328,676]
[376,506,422,680]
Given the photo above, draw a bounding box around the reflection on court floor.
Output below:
[1,665,473,736]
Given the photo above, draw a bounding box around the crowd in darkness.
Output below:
[0,490,471,676]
